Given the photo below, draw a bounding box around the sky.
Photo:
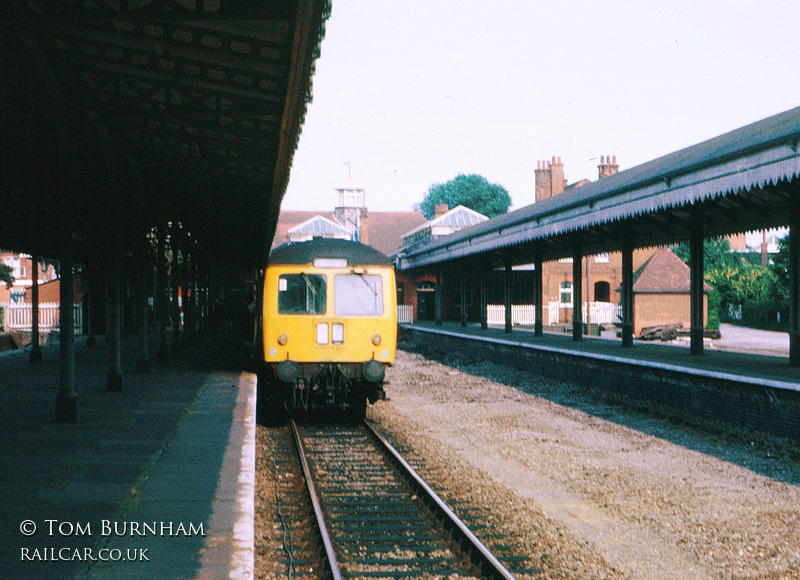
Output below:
[281,0,800,226]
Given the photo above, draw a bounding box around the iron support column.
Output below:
[106,234,123,391]
[55,232,76,422]
[689,212,705,356]
[30,254,42,363]
[157,224,169,362]
[171,225,181,353]
[479,265,488,330]
[434,268,442,326]
[136,240,151,372]
[789,199,800,366]
[504,256,512,333]
[572,236,583,341]
[534,249,543,337]
[85,265,95,347]
[621,235,634,347]
[460,268,467,327]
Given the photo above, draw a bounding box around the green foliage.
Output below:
[705,262,779,307]
[0,264,13,288]
[416,174,511,219]
[672,237,740,270]
[770,231,790,288]
[673,236,790,330]
[706,290,720,331]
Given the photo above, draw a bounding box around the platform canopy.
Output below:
[0,0,329,272]
[398,107,800,270]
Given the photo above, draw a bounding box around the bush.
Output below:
[741,302,788,332]
[706,291,720,331]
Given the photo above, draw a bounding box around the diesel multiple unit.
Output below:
[257,238,397,420]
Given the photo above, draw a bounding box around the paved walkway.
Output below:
[0,333,255,580]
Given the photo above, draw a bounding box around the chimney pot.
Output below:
[612,155,616,164]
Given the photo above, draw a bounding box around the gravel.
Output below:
[256,341,800,579]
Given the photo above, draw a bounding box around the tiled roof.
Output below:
[272,209,426,256]
[632,248,713,293]
[364,211,427,254]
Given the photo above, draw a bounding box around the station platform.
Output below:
[0,333,255,580]
[404,321,800,393]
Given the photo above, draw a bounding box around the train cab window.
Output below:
[278,274,326,314]
[334,274,383,316]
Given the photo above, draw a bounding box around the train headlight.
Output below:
[277,333,288,345]
[363,360,385,383]
[371,334,382,346]
[316,323,329,344]
[332,323,344,344]
[277,360,299,383]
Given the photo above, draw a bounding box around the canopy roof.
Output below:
[399,107,800,270]
[1,0,330,271]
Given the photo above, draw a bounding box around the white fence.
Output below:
[398,304,414,324]
[1,302,83,334]
[487,305,537,326]
[548,300,560,325]
[583,301,622,325]
[488,302,622,327]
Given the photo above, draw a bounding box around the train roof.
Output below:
[269,238,392,266]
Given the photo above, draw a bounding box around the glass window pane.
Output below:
[278,274,326,314]
[335,274,383,316]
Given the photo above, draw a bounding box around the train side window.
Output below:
[278,274,326,314]
[334,274,383,316]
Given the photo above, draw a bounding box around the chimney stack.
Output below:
[534,156,566,202]
[434,203,449,218]
[598,155,619,179]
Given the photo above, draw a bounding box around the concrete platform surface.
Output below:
[408,321,800,392]
[0,333,255,580]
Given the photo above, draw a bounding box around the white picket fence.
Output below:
[398,304,414,324]
[1,302,83,334]
[488,302,622,327]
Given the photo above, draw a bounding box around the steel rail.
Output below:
[363,419,517,580]
[289,419,342,580]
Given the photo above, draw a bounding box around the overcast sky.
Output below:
[281,0,800,220]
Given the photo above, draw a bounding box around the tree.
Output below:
[415,174,511,219]
[0,264,12,288]
[671,237,740,271]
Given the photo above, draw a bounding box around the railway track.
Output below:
[279,418,524,579]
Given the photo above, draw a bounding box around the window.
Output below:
[278,274,326,314]
[335,274,383,316]
[559,281,573,305]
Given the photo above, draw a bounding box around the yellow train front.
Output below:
[258,238,397,421]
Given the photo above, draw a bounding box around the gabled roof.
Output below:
[288,215,350,237]
[632,248,713,293]
[364,211,427,255]
[272,209,427,255]
[402,205,489,239]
